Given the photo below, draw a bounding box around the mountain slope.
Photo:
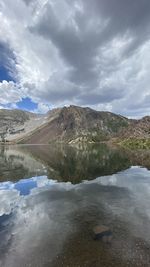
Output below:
[0,109,49,142]
[1,106,150,144]
[120,116,150,139]
[18,106,131,144]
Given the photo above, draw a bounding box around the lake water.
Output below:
[0,144,150,267]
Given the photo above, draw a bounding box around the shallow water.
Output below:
[0,144,150,267]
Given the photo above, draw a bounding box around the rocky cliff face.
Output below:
[0,106,150,144]
[120,116,150,139]
[0,109,48,142]
[18,105,131,144]
[0,109,30,127]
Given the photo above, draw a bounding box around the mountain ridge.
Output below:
[0,106,150,144]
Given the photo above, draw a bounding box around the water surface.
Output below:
[0,144,150,267]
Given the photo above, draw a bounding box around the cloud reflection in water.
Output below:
[0,167,150,266]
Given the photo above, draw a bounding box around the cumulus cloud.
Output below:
[36,102,50,113]
[0,0,150,116]
[0,80,22,105]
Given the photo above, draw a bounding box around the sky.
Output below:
[0,0,150,117]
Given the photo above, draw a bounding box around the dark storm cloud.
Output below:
[38,84,80,103]
[29,2,100,88]
[126,94,150,110]
[30,0,150,73]
[88,0,150,54]
[90,0,150,31]
[28,0,150,108]
[22,0,33,5]
[1,0,150,116]
[77,87,125,105]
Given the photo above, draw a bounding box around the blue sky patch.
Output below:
[0,42,16,82]
[17,97,38,111]
[0,66,13,82]
[14,179,37,196]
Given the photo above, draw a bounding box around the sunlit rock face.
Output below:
[0,109,47,142]
[0,106,131,144]
[1,106,150,145]
[20,106,131,144]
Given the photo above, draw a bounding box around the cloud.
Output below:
[0,80,22,105]
[0,189,20,216]
[0,0,150,116]
[1,167,150,266]
[36,102,50,113]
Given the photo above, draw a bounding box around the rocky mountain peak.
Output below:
[0,106,150,144]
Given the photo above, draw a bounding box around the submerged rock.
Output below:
[93,225,112,243]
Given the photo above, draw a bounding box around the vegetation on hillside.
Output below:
[119,138,150,150]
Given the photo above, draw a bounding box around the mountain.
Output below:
[17,105,131,144]
[120,116,150,139]
[0,109,48,142]
[0,105,150,144]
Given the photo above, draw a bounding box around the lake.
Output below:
[0,144,150,267]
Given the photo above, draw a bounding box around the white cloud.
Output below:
[1,167,150,266]
[0,0,150,117]
[0,80,22,104]
[0,189,20,216]
[36,102,50,113]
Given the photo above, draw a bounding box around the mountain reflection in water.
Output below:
[0,144,150,267]
[0,143,131,183]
